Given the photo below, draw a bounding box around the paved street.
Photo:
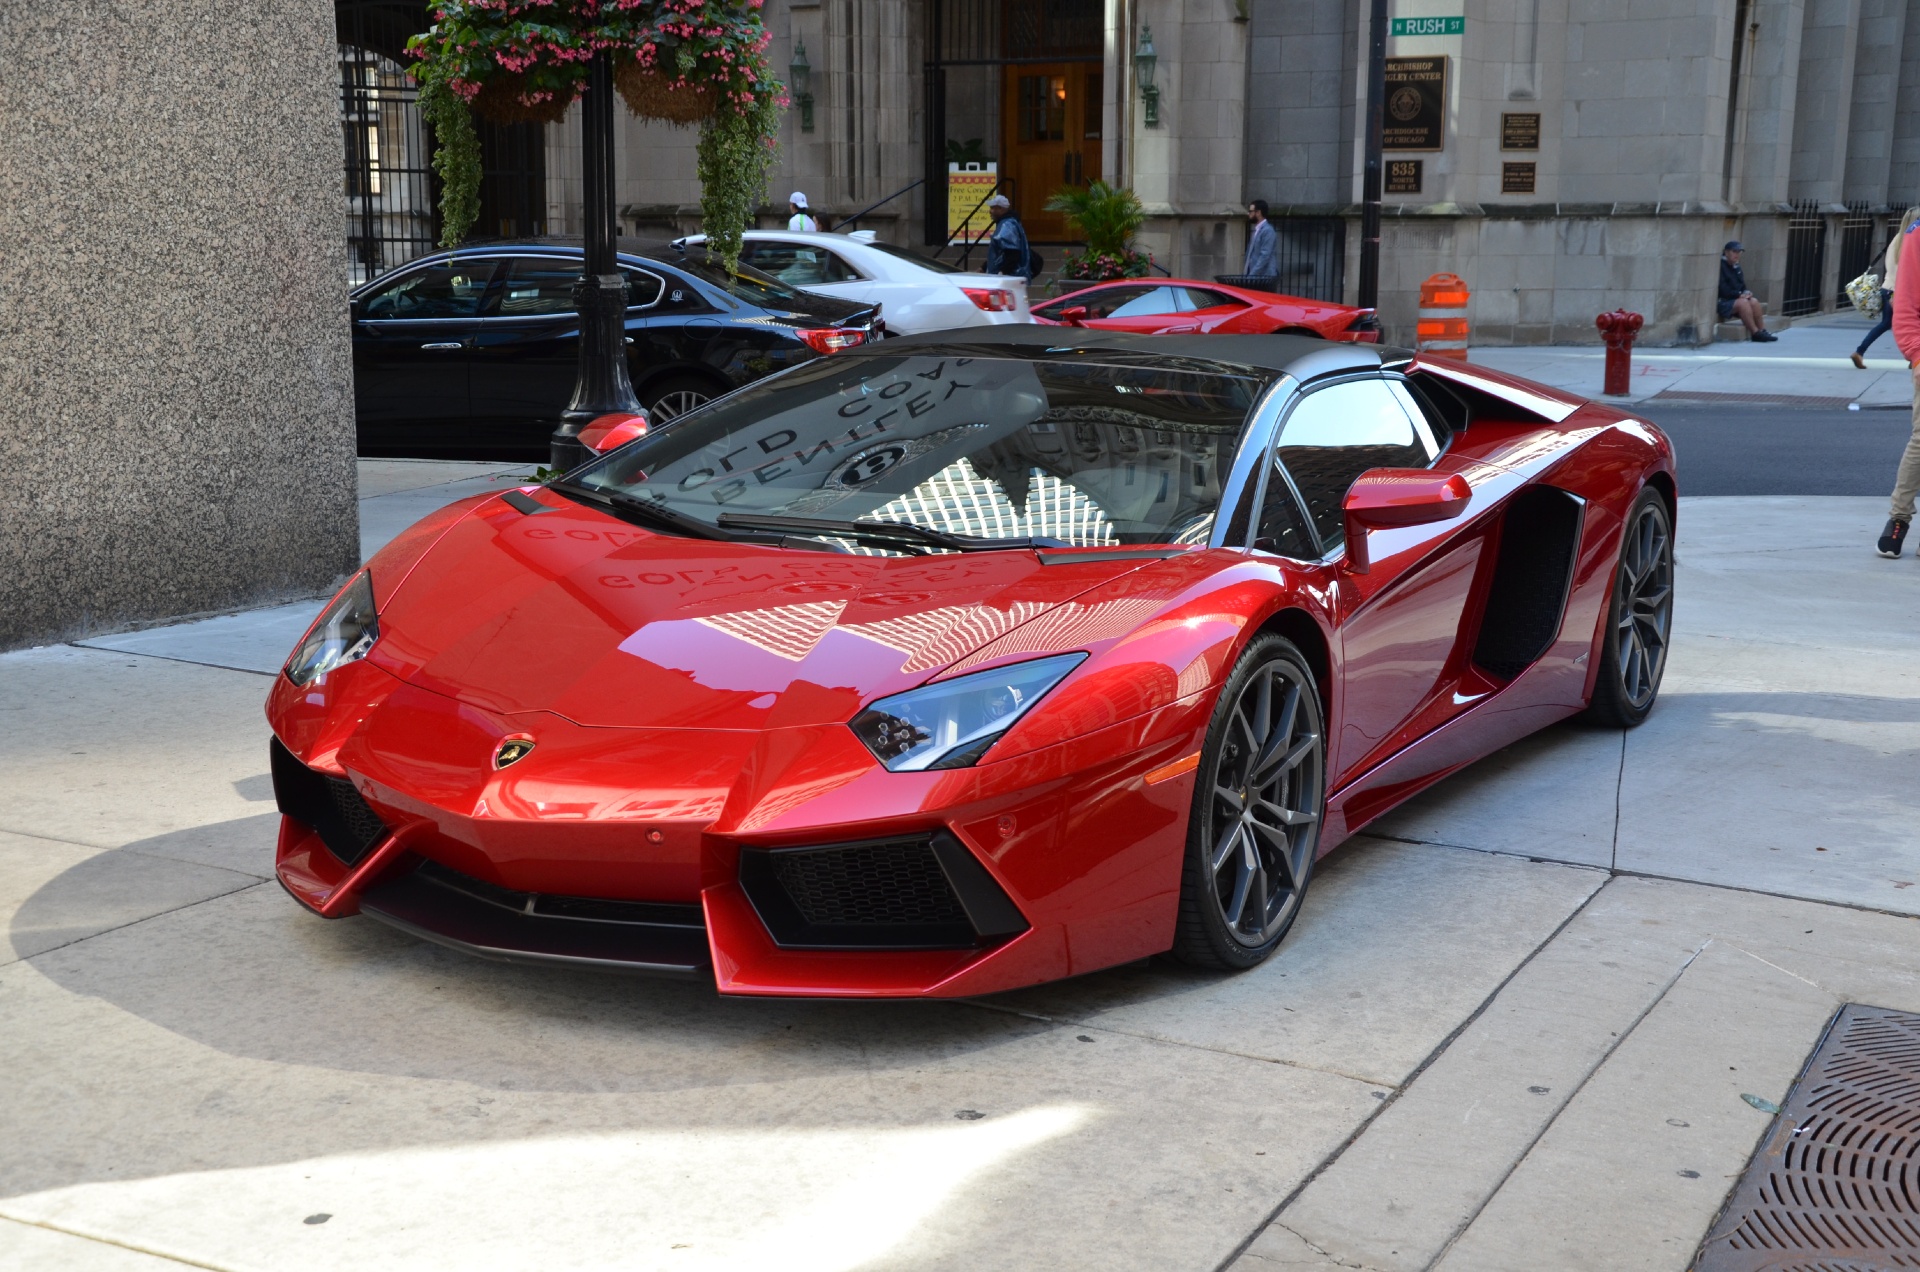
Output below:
[2,450,1917,1270]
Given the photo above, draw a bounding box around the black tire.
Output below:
[1171,635,1327,970]
[1583,488,1674,728]
[641,376,720,423]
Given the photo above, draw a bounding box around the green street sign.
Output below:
[1392,16,1465,35]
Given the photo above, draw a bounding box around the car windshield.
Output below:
[857,239,960,275]
[659,248,806,306]
[565,353,1266,550]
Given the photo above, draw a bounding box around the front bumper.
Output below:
[268,659,1208,997]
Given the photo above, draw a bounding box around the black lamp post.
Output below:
[1357,0,1387,312]
[550,50,645,472]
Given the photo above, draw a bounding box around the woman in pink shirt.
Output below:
[1882,212,1920,557]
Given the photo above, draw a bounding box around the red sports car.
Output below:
[1032,279,1380,342]
[269,329,1674,997]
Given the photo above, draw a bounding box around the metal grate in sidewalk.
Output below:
[1695,1004,1920,1270]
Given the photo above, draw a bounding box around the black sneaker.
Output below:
[1881,518,1910,558]
[1751,330,1779,343]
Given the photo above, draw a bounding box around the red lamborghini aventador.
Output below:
[269,329,1674,997]
[1032,279,1380,341]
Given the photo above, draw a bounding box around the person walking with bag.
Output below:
[1853,207,1920,369]
[1879,216,1920,557]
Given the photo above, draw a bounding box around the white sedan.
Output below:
[672,230,1030,336]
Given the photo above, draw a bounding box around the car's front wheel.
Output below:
[1171,634,1326,971]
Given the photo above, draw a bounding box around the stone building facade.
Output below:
[531,0,1920,347]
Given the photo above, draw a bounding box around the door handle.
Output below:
[420,342,463,350]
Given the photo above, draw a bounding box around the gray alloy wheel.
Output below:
[1583,489,1674,728]
[644,380,716,423]
[1172,635,1326,970]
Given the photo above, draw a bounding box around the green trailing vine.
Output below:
[417,71,482,249]
[406,0,784,268]
[697,90,781,270]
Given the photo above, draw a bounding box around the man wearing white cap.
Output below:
[984,193,1034,280]
[788,192,817,232]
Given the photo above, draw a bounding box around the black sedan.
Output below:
[349,242,879,460]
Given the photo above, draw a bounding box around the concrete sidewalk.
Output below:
[2,466,1917,1271]
[1472,310,1915,410]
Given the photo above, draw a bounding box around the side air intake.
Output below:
[1473,486,1586,681]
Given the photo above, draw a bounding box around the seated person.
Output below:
[1718,241,1777,342]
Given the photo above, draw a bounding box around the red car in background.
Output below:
[1033,278,1379,342]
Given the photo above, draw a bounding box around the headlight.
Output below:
[285,571,378,686]
[850,653,1086,772]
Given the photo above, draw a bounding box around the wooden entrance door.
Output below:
[1002,63,1103,241]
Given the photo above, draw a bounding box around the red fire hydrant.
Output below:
[1595,309,1644,397]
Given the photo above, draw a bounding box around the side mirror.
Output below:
[579,410,650,455]
[1058,305,1089,327]
[1341,469,1472,574]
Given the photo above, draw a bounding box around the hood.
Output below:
[365,493,1162,731]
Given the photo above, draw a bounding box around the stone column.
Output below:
[0,0,358,651]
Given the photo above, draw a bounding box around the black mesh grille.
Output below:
[270,737,390,867]
[770,841,969,927]
[328,777,388,858]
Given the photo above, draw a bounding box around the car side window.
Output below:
[620,267,664,309]
[1184,288,1246,310]
[1275,378,1437,548]
[360,261,497,318]
[737,244,859,286]
[495,257,583,316]
[1107,286,1195,318]
[1039,285,1151,320]
[1252,461,1318,559]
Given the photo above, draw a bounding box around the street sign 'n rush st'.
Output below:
[1384,57,1447,152]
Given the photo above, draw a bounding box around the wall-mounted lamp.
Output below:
[790,40,814,132]
[1135,27,1159,128]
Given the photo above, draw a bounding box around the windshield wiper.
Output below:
[552,481,737,542]
[715,512,1062,553]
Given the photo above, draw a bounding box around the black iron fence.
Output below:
[1835,202,1877,303]
[340,45,438,283]
[1781,200,1826,317]
[1219,218,1347,304]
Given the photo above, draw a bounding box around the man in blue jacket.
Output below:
[984,195,1034,280]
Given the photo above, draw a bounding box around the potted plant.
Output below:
[407,0,783,267]
[1045,181,1151,282]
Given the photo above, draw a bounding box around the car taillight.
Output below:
[1345,310,1382,342]
[797,327,868,354]
[963,287,1016,312]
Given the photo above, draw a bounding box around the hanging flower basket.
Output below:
[470,73,580,126]
[407,1,787,266]
[613,61,716,125]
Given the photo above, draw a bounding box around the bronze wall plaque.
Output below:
[1501,162,1536,194]
[1386,159,1424,195]
[1501,112,1540,150]
[1383,57,1447,151]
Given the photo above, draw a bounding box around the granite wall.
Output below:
[0,0,358,651]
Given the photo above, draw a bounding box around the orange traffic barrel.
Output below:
[1416,273,1470,360]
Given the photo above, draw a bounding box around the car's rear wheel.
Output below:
[643,376,719,423]
[1583,488,1674,728]
[1171,635,1326,971]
